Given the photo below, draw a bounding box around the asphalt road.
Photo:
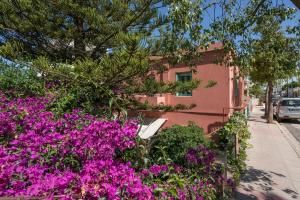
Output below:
[280,119,300,143]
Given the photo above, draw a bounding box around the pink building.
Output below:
[131,43,249,135]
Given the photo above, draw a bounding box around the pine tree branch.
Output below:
[91,0,154,58]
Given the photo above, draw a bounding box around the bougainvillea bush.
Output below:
[0,92,151,199]
[0,92,229,199]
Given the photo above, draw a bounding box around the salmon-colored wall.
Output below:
[129,110,226,133]
[162,112,225,133]
[149,50,232,114]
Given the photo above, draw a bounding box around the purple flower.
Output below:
[149,165,161,176]
[0,92,154,199]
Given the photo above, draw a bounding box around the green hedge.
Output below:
[149,123,210,166]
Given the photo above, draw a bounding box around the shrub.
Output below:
[149,123,210,165]
[0,92,152,199]
[0,62,45,98]
[141,163,217,200]
[0,92,224,199]
[217,112,250,182]
[140,144,234,200]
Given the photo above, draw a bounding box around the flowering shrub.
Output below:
[186,144,215,173]
[0,92,151,199]
[141,163,217,200]
[0,92,230,199]
[134,143,233,199]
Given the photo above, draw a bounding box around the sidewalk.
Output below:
[235,106,300,200]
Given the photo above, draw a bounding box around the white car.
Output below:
[276,98,300,121]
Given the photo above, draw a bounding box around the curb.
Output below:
[275,121,300,158]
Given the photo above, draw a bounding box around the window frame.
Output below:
[175,71,193,97]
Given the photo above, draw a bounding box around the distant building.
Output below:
[130,43,249,136]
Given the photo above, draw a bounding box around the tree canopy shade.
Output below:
[0,0,213,115]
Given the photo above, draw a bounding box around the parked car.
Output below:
[276,98,300,121]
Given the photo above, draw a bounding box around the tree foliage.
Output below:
[248,16,299,122]
[248,18,299,84]
[249,83,264,99]
[0,0,214,116]
[210,0,299,122]
[210,0,299,70]
[282,81,300,90]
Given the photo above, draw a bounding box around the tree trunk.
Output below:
[267,81,274,123]
[265,85,268,117]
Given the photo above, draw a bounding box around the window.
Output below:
[280,100,300,106]
[234,77,239,97]
[176,72,192,96]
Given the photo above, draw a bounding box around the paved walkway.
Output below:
[235,106,300,200]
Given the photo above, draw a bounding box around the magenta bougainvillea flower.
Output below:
[0,92,151,199]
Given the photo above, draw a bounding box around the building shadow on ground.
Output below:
[235,167,299,200]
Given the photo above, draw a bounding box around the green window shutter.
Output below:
[234,78,239,97]
[176,72,192,96]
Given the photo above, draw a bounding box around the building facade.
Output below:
[131,43,249,134]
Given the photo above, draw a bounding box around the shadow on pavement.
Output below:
[235,167,299,200]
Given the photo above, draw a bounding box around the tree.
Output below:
[248,17,299,123]
[209,0,299,123]
[249,83,264,104]
[0,0,211,116]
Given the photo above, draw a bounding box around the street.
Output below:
[280,119,300,144]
